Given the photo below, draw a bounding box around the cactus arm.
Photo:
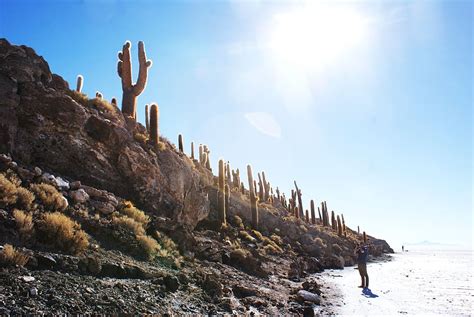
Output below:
[118,41,132,91]
[133,41,152,96]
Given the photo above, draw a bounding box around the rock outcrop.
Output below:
[0,38,209,230]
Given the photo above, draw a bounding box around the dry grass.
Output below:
[0,244,29,267]
[30,183,68,211]
[239,230,256,243]
[113,216,145,236]
[13,209,34,241]
[37,212,89,255]
[252,230,264,242]
[270,234,283,246]
[232,215,244,229]
[88,98,115,113]
[67,90,89,106]
[263,243,282,255]
[0,173,35,209]
[137,235,161,260]
[120,201,150,226]
[0,173,19,205]
[134,133,148,145]
[315,237,327,249]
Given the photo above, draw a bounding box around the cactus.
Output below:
[145,104,149,132]
[331,210,336,231]
[294,206,299,219]
[95,91,103,99]
[262,172,270,202]
[150,103,159,146]
[240,182,245,195]
[305,209,309,223]
[203,146,211,170]
[310,200,316,225]
[178,134,184,152]
[202,152,208,167]
[191,142,195,160]
[358,226,360,235]
[218,159,226,225]
[318,207,322,224]
[232,169,241,190]
[257,173,264,202]
[276,187,280,199]
[363,231,367,243]
[199,144,203,164]
[294,181,304,219]
[76,75,83,92]
[247,165,259,228]
[226,162,232,188]
[111,98,117,107]
[337,215,343,236]
[117,41,152,119]
[341,214,346,236]
[225,184,230,218]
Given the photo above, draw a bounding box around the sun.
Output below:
[269,3,369,70]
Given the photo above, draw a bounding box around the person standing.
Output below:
[355,242,369,288]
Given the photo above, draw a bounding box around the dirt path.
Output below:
[320,250,473,316]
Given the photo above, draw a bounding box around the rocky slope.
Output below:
[0,38,393,315]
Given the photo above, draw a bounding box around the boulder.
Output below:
[69,189,89,204]
[296,290,320,304]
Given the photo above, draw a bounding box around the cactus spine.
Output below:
[218,159,226,225]
[178,134,184,152]
[150,103,159,146]
[247,165,258,228]
[310,200,316,225]
[117,41,152,119]
[145,104,149,132]
[76,75,83,92]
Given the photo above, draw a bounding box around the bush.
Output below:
[270,234,283,246]
[0,244,29,267]
[37,212,89,255]
[239,230,256,243]
[252,230,264,242]
[13,209,34,241]
[315,237,326,249]
[15,187,35,210]
[134,133,148,145]
[232,215,244,229]
[263,243,282,255]
[113,216,145,236]
[88,97,115,113]
[120,201,150,226]
[67,90,88,106]
[30,183,68,211]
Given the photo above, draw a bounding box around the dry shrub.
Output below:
[315,237,327,249]
[67,90,88,106]
[262,236,283,254]
[30,183,68,211]
[37,212,89,255]
[13,209,34,241]
[134,133,148,145]
[239,230,256,243]
[113,216,145,236]
[120,201,149,225]
[232,215,244,228]
[88,98,115,113]
[270,233,283,246]
[153,231,182,262]
[263,243,282,255]
[0,244,29,267]
[137,235,161,260]
[252,230,264,242]
[0,173,19,205]
[15,187,35,210]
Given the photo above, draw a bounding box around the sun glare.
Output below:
[269,4,368,69]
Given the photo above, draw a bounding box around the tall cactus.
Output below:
[178,134,184,152]
[111,98,117,107]
[262,172,270,202]
[247,165,258,228]
[318,207,322,224]
[363,231,367,243]
[150,103,159,146]
[310,200,316,225]
[331,210,337,231]
[294,181,304,219]
[117,41,152,119]
[76,75,83,92]
[145,104,149,132]
[217,159,226,225]
[225,184,230,219]
[305,209,309,223]
[199,144,203,164]
[226,162,232,188]
[337,215,343,236]
[191,142,195,160]
[257,173,264,202]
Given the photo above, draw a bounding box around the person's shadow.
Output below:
[362,288,379,298]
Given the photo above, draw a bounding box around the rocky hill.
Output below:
[0,38,393,315]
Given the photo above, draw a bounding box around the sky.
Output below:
[1,0,472,249]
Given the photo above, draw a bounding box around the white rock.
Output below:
[20,276,35,282]
[297,290,320,304]
[70,189,90,204]
[53,176,70,190]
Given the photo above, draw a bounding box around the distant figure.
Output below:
[355,242,369,289]
[402,245,404,252]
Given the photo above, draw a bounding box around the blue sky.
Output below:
[1,0,472,249]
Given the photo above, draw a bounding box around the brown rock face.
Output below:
[0,38,209,229]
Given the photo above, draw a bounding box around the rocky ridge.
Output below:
[0,38,393,315]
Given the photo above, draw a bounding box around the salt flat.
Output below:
[320,249,473,316]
